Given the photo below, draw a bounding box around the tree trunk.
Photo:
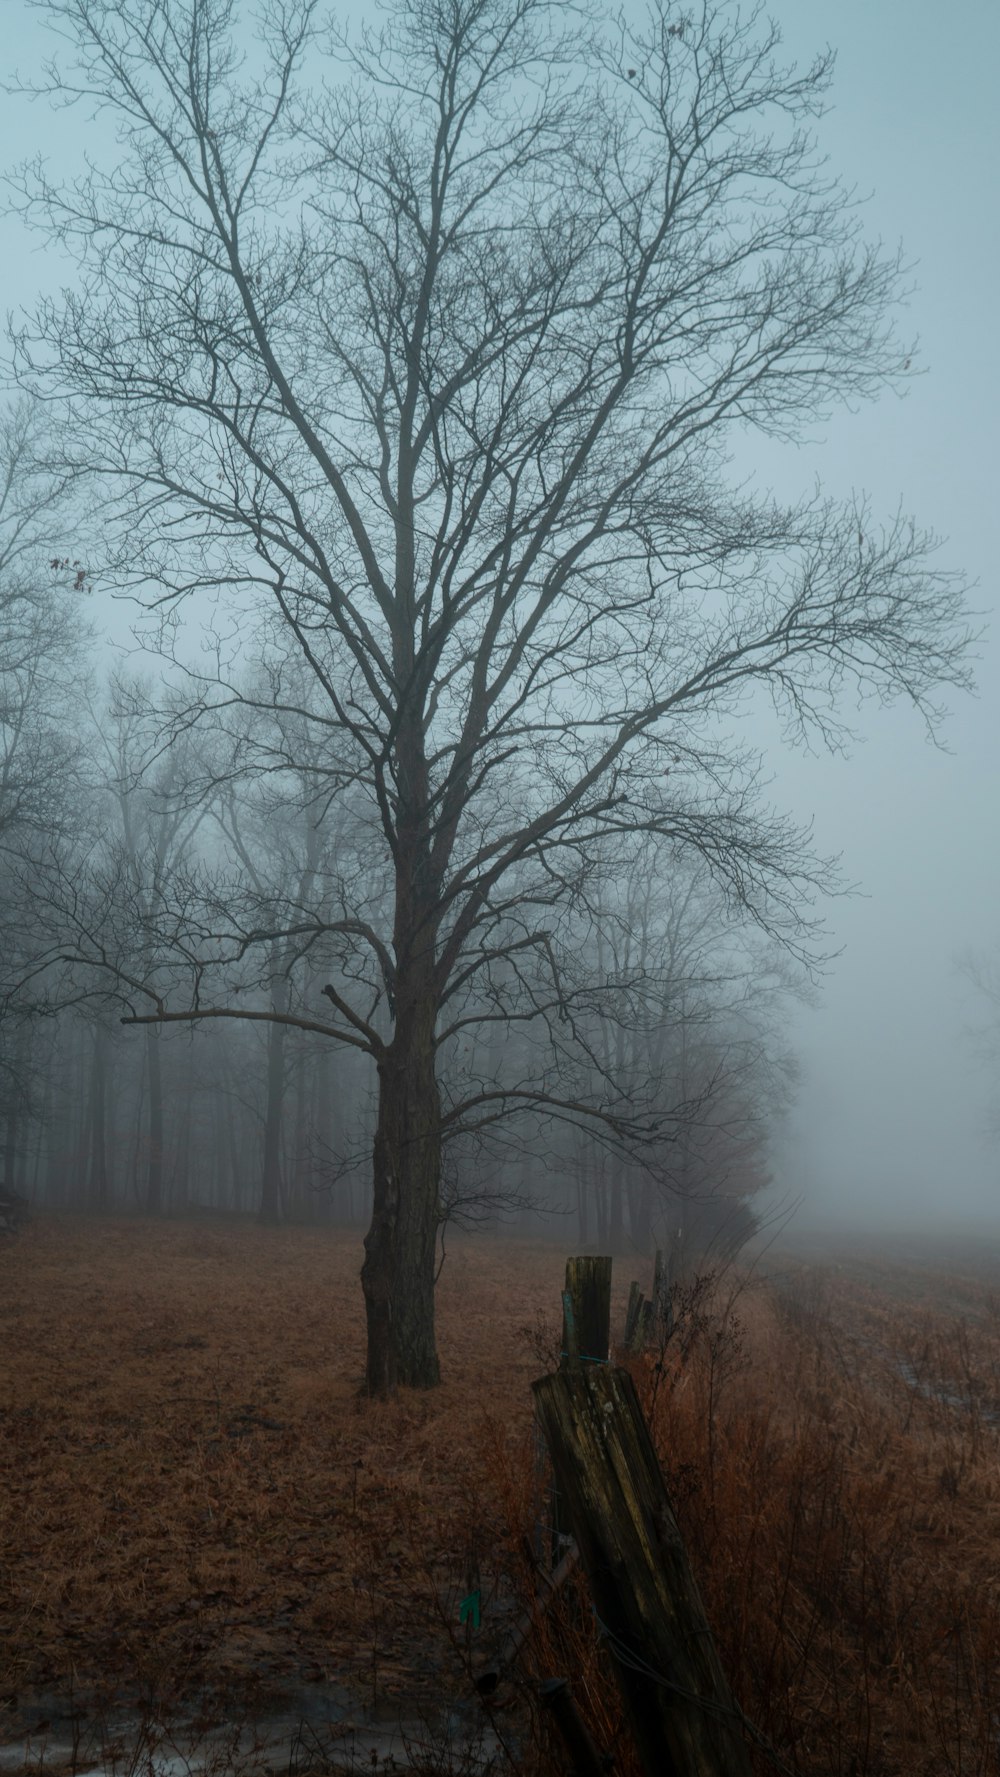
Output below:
[314,1044,334,1222]
[628,1173,653,1253]
[3,1110,18,1196]
[288,1040,311,1219]
[211,1073,229,1211]
[362,991,441,1395]
[31,1065,53,1202]
[609,1168,624,1252]
[146,1024,164,1214]
[45,1029,68,1207]
[173,1082,192,1210]
[260,1015,284,1224]
[87,1025,110,1210]
[361,663,444,1394]
[576,1170,589,1248]
[259,952,287,1224]
[223,1076,242,1210]
[594,1150,608,1246]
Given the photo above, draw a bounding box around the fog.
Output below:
[0,0,997,1241]
[739,0,1000,1229]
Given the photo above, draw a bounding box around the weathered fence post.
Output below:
[538,1677,611,1777]
[625,1250,674,1352]
[561,1255,613,1367]
[534,1259,751,1777]
[474,1542,580,1698]
[651,1247,673,1336]
[624,1279,645,1350]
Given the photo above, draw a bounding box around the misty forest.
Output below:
[1,2,997,1774]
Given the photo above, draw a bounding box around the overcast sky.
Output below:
[2,0,997,1230]
[737,0,1000,1228]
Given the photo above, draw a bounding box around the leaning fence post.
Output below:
[624,1279,644,1349]
[534,1258,751,1777]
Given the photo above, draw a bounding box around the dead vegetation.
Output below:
[0,1219,574,1719]
[3,1218,1000,1774]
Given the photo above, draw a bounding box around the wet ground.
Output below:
[0,1681,505,1775]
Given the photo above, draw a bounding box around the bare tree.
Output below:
[958,948,1000,1145]
[565,840,801,1254]
[0,399,88,857]
[10,0,973,1392]
[86,676,211,1211]
[0,397,92,1155]
[208,697,341,1225]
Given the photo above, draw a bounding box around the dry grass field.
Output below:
[3,1215,1000,1774]
[0,1219,572,1720]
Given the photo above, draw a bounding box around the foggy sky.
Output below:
[1,0,997,1229]
[740,0,1000,1227]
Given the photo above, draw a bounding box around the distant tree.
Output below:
[207,691,344,1225]
[519,841,801,1254]
[87,676,210,1213]
[635,850,801,1262]
[11,0,973,1392]
[958,947,1000,1145]
[0,399,88,857]
[0,397,91,1164]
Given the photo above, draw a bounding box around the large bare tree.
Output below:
[10,0,972,1391]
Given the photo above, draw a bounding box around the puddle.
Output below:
[893,1357,1000,1425]
[0,1689,505,1775]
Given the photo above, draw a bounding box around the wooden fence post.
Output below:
[561,1255,612,1367]
[538,1678,611,1777]
[625,1250,674,1352]
[533,1360,751,1777]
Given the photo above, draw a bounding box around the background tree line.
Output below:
[2,523,795,1270]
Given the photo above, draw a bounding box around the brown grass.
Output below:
[0,1217,569,1728]
[624,1252,1000,1775]
[4,1218,1000,1774]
